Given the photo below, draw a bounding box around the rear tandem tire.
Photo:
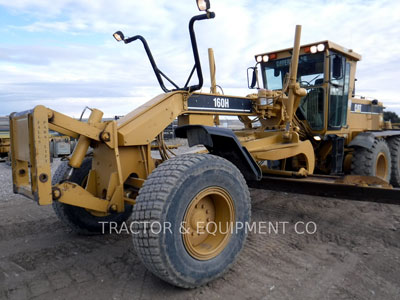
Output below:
[52,158,133,235]
[351,138,391,182]
[388,136,400,187]
[132,154,251,288]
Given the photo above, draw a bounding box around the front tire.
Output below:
[52,158,133,234]
[132,154,251,288]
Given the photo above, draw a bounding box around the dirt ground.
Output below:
[0,159,400,300]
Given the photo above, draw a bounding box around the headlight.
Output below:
[262,55,269,62]
[113,31,125,42]
[313,135,322,141]
[196,0,210,11]
[256,55,262,63]
[317,43,325,52]
[259,97,267,105]
[310,45,317,54]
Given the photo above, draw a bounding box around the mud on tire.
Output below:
[52,158,133,235]
[132,154,251,288]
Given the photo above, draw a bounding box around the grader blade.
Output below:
[249,175,400,205]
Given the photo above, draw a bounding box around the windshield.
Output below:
[262,52,326,131]
[262,52,325,90]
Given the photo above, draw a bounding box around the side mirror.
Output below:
[332,55,343,79]
[247,67,259,89]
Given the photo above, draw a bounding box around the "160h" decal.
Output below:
[213,97,230,108]
[187,94,253,113]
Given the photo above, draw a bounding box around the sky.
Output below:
[0,0,399,117]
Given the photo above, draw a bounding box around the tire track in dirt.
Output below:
[1,162,400,299]
[0,218,64,242]
[0,234,138,299]
[243,189,400,299]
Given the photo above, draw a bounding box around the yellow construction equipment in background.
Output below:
[0,117,10,160]
[8,0,400,288]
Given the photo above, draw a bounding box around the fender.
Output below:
[348,131,400,149]
[348,132,376,149]
[175,125,262,181]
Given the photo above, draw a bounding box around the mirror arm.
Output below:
[124,35,175,93]
[184,64,197,88]
[158,70,180,89]
[120,11,215,93]
[186,12,216,92]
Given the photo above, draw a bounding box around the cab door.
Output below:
[328,52,351,129]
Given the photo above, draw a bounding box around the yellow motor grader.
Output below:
[9,0,400,288]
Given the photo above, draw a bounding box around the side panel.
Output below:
[187,94,253,113]
[347,99,383,132]
[348,131,400,149]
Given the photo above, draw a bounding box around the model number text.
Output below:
[213,97,230,108]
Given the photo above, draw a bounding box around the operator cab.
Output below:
[254,41,361,133]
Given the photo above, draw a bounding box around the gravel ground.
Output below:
[0,158,400,299]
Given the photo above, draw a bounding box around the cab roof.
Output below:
[255,40,362,61]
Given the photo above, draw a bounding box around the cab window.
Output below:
[262,53,325,131]
[328,52,350,128]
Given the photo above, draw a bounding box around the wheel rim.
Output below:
[182,187,235,260]
[376,152,388,179]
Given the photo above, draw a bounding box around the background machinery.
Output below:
[0,116,10,161]
[8,0,400,288]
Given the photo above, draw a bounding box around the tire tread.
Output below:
[351,138,391,182]
[388,136,400,186]
[132,154,250,288]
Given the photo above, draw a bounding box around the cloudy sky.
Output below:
[0,0,399,117]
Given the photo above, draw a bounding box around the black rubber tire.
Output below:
[351,138,391,182]
[52,158,133,235]
[132,154,251,288]
[388,136,400,187]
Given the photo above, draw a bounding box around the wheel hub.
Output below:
[183,187,235,260]
[376,152,388,179]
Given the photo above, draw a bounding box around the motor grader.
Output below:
[9,0,400,288]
